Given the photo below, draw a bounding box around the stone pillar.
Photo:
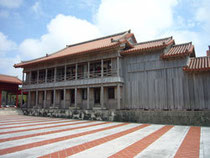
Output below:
[37,70,39,84]
[117,84,121,109]
[87,87,90,109]
[87,62,90,78]
[75,88,77,108]
[54,67,57,82]
[101,85,104,108]
[75,63,78,80]
[36,90,38,107]
[117,56,120,77]
[64,88,66,109]
[45,69,47,83]
[101,59,104,77]
[44,90,46,108]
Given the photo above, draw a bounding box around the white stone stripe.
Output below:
[134,126,189,158]
[0,120,92,139]
[0,120,72,128]
[2,124,139,158]
[70,124,164,158]
[200,127,210,158]
[0,122,116,149]
[0,120,85,133]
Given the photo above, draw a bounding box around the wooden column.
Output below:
[44,90,46,108]
[75,63,78,80]
[0,89,2,108]
[75,88,77,108]
[64,65,67,81]
[101,59,104,77]
[37,70,39,84]
[87,62,90,78]
[28,91,31,108]
[45,69,47,83]
[54,67,57,82]
[87,87,90,109]
[29,71,31,84]
[117,56,120,77]
[16,90,18,108]
[53,89,56,107]
[21,71,24,107]
[64,88,66,109]
[101,85,104,108]
[117,84,121,109]
[35,90,38,107]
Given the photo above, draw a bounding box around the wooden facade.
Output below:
[14,31,210,111]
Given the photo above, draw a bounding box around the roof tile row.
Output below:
[161,42,194,59]
[0,74,22,85]
[183,57,210,72]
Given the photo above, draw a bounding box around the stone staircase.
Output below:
[0,108,23,115]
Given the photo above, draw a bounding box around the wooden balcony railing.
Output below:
[24,69,118,85]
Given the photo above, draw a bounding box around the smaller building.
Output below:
[0,74,22,108]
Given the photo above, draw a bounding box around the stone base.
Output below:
[21,108,210,126]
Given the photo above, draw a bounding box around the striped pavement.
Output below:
[0,115,209,158]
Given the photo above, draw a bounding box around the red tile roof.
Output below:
[161,42,195,59]
[183,57,210,72]
[0,74,22,85]
[14,31,133,68]
[121,37,174,55]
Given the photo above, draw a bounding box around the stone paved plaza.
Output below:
[0,115,209,158]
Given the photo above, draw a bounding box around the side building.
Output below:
[14,31,210,125]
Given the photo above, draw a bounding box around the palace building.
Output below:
[14,30,210,124]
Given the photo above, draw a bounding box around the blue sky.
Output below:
[0,0,209,79]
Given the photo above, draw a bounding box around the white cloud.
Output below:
[0,56,22,79]
[0,32,21,79]
[0,0,23,8]
[95,0,177,41]
[0,32,17,56]
[19,14,101,60]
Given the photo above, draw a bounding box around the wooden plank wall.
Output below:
[122,51,210,110]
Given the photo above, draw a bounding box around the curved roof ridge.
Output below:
[135,36,173,45]
[67,30,127,48]
[172,42,192,47]
[20,47,68,64]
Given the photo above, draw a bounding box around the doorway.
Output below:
[94,88,100,104]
